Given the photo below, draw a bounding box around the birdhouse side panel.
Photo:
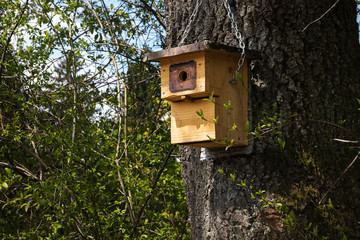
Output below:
[215,59,249,146]
[204,51,242,96]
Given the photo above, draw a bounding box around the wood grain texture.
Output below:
[164,49,249,147]
[160,51,207,101]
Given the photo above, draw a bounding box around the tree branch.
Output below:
[138,0,166,29]
[0,162,39,181]
[319,150,360,204]
[20,143,54,175]
[0,0,29,79]
[130,145,176,238]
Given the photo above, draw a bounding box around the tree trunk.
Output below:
[166,0,360,239]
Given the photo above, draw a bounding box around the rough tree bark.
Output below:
[166,0,360,239]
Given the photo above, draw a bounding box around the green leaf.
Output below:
[218,169,224,175]
[25,203,29,212]
[326,198,334,209]
[311,225,318,237]
[289,211,296,221]
[305,222,312,231]
[244,121,250,132]
[5,168,12,177]
[338,119,346,125]
[213,116,219,124]
[254,129,261,139]
[137,133,142,141]
[196,109,204,119]
[278,138,286,149]
[273,102,278,110]
[256,189,265,195]
[1,182,8,189]
[225,139,234,151]
[229,123,237,131]
[203,91,214,102]
[223,100,232,110]
[236,71,243,83]
[207,135,215,142]
[240,179,246,187]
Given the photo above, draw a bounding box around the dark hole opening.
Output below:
[178,71,188,82]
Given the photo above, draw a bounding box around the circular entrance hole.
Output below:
[178,71,188,82]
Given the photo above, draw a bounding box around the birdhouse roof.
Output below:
[144,40,260,62]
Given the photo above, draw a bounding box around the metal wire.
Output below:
[179,0,246,84]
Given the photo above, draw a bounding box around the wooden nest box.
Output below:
[144,41,255,148]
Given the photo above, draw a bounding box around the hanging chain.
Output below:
[223,0,246,83]
[179,0,246,83]
[179,0,204,46]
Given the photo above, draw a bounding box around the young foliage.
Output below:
[0,0,189,239]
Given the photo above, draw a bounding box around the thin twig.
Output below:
[0,162,39,181]
[20,143,54,175]
[130,145,176,238]
[91,42,145,52]
[161,195,179,236]
[138,0,165,29]
[91,146,136,225]
[0,0,29,78]
[147,11,166,46]
[302,0,340,32]
[334,138,359,144]
[319,150,360,204]
[74,216,86,238]
[308,119,355,137]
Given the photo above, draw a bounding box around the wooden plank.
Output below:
[171,99,215,144]
[208,51,248,146]
[186,141,229,148]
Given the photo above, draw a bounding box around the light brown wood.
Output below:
[160,48,249,147]
[210,53,249,147]
[160,51,209,101]
[171,98,215,144]
[179,95,194,102]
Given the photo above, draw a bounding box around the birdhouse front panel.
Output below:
[169,60,197,93]
[160,51,208,102]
